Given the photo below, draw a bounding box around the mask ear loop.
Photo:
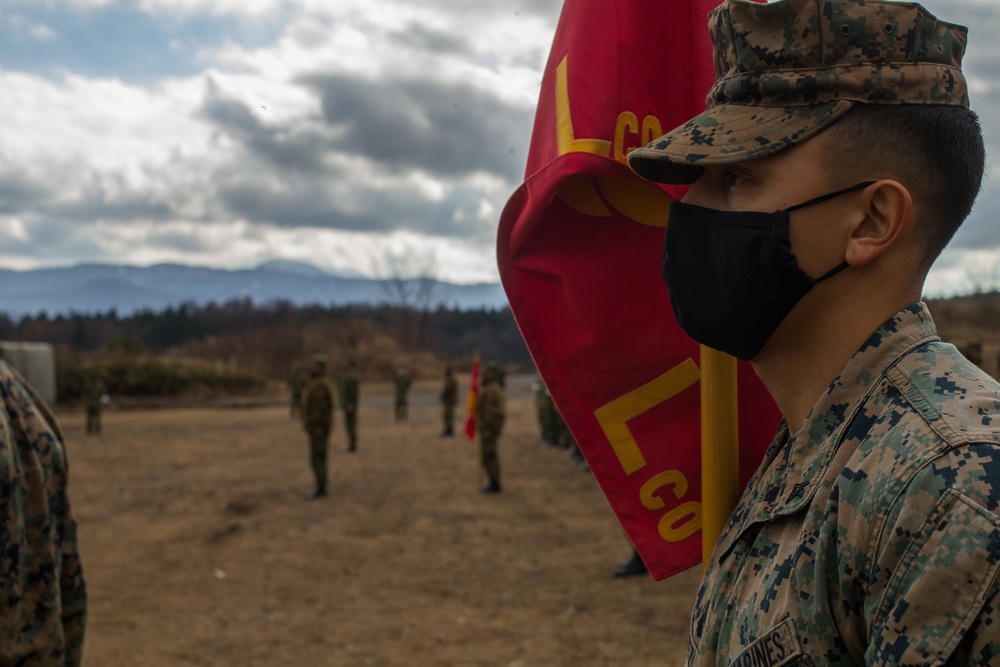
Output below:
[783,180,876,213]
[784,181,876,282]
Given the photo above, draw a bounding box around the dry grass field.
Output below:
[59,375,701,666]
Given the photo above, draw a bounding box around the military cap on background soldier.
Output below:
[628,0,997,664]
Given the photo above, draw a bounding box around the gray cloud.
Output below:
[389,23,470,55]
[196,79,517,237]
[429,0,562,20]
[212,161,498,240]
[0,168,52,214]
[0,159,177,223]
[200,80,337,175]
[305,73,533,181]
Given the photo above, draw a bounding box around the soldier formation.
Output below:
[291,356,515,498]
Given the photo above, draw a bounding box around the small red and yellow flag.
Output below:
[464,355,480,440]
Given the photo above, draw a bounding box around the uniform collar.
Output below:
[714,303,940,559]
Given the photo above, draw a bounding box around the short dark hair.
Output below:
[822,104,985,268]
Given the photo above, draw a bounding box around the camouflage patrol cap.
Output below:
[310,354,328,369]
[628,0,970,184]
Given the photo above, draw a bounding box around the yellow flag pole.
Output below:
[700,345,740,568]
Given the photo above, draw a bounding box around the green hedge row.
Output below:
[59,359,265,401]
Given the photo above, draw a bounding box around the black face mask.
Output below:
[662,181,875,361]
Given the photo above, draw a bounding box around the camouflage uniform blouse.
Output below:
[0,361,87,666]
[477,380,505,438]
[300,377,334,432]
[690,304,1000,666]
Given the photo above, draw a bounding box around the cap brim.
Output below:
[627,100,855,184]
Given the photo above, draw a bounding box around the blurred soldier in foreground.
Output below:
[0,360,87,665]
[83,370,107,436]
[339,359,360,452]
[476,362,506,493]
[300,354,334,499]
[393,367,412,422]
[626,0,998,662]
[440,365,458,437]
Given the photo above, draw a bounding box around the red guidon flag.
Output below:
[497,0,781,579]
[464,355,481,440]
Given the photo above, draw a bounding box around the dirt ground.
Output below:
[58,375,701,666]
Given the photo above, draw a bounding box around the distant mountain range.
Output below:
[0,261,508,317]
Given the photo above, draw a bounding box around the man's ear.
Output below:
[845,180,912,267]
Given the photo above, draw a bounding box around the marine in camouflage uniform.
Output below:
[440,365,458,437]
[965,339,985,371]
[692,305,1000,664]
[287,367,306,420]
[393,367,412,422]
[476,363,505,493]
[533,380,558,445]
[339,359,360,452]
[626,0,998,663]
[82,371,106,436]
[300,355,334,499]
[0,360,87,666]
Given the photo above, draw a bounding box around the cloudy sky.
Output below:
[0,0,997,294]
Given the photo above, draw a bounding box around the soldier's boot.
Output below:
[307,484,327,500]
[481,479,502,494]
[612,551,648,578]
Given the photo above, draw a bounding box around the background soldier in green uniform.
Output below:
[440,365,458,437]
[300,354,334,499]
[476,362,505,493]
[627,0,1000,663]
[339,358,360,452]
[83,370,107,436]
[1,359,88,665]
[393,366,412,422]
[966,339,985,369]
[533,380,558,445]
[287,365,306,420]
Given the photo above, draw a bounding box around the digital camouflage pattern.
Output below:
[0,360,87,666]
[628,0,970,184]
[690,304,1000,666]
[477,376,505,439]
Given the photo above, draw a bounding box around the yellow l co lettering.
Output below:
[593,359,700,475]
[555,56,612,158]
